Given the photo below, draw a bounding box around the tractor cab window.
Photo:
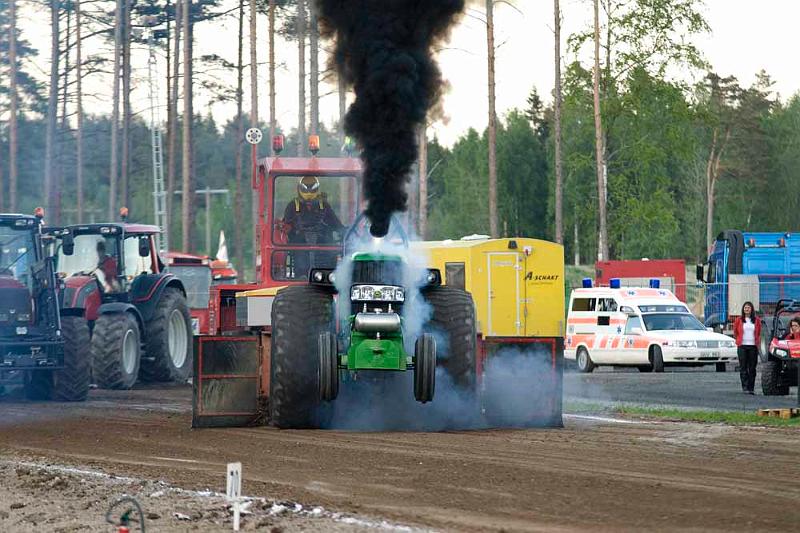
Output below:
[123,236,155,279]
[271,174,358,282]
[0,225,35,289]
[57,234,121,292]
[272,175,359,247]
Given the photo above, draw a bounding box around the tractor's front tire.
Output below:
[414,333,436,403]
[270,286,334,429]
[91,312,141,390]
[53,315,91,401]
[140,288,193,383]
[761,359,790,396]
[318,331,339,402]
[421,286,477,390]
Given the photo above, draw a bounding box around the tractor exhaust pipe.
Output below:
[353,312,401,334]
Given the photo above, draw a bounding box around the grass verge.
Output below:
[565,400,800,427]
[616,406,800,427]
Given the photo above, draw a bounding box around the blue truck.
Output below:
[698,230,800,334]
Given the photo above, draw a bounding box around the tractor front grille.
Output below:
[352,260,403,285]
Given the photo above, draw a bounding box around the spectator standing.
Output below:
[733,301,760,395]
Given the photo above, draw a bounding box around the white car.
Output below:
[565,285,738,372]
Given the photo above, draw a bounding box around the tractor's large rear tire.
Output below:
[270,286,334,429]
[761,359,789,396]
[421,286,477,390]
[53,315,91,401]
[91,312,141,390]
[140,288,193,383]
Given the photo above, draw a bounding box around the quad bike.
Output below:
[761,299,800,395]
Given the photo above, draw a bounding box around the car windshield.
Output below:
[57,234,119,278]
[168,266,212,308]
[0,225,36,289]
[642,313,705,331]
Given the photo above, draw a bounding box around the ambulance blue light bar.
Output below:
[649,279,661,288]
[610,278,621,289]
[582,278,593,288]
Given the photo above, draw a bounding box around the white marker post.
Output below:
[227,462,242,531]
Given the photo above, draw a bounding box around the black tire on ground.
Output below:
[637,365,653,373]
[270,285,334,429]
[91,312,141,390]
[761,359,789,396]
[318,331,339,402]
[576,347,595,373]
[53,315,91,401]
[414,333,436,403]
[421,286,477,390]
[715,362,727,373]
[140,287,193,382]
[25,371,53,401]
[650,346,665,373]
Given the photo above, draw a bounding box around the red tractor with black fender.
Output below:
[0,211,90,401]
[47,219,193,389]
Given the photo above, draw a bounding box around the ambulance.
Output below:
[565,279,737,373]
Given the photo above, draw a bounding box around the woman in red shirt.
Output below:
[732,301,760,395]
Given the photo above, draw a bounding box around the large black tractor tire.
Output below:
[25,371,53,401]
[414,333,436,403]
[421,286,477,390]
[91,312,141,390]
[650,346,665,373]
[576,347,595,373]
[52,316,91,401]
[140,288,193,383]
[761,359,790,396]
[270,286,334,429]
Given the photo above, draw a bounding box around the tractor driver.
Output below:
[282,176,344,279]
[282,176,344,245]
[96,240,119,292]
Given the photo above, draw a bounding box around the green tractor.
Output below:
[269,214,477,429]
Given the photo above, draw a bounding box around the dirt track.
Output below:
[1,385,799,532]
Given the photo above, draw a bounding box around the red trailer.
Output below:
[595,259,686,301]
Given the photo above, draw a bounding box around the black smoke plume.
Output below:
[316,0,464,237]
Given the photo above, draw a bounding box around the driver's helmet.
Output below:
[297,176,321,201]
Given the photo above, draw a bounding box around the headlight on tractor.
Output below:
[774,348,789,357]
[350,284,405,302]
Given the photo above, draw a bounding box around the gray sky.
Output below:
[17,0,800,147]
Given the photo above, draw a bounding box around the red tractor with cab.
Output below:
[47,217,193,389]
[0,211,91,401]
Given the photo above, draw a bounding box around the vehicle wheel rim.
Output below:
[578,352,586,369]
[122,329,137,375]
[168,309,188,368]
